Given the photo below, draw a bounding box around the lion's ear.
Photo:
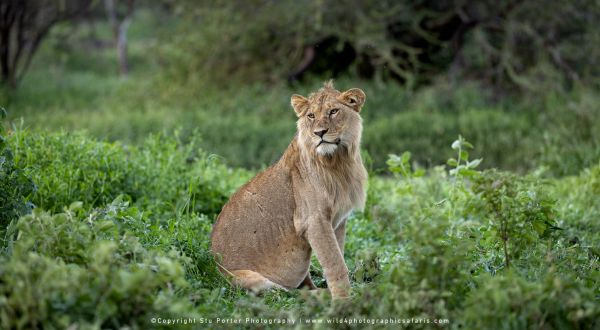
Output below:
[339,88,366,112]
[291,94,309,117]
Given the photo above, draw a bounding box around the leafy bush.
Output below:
[0,129,254,328]
[471,170,558,269]
[7,129,249,217]
[0,205,198,329]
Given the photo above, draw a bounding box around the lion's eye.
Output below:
[307,113,315,119]
[329,108,339,115]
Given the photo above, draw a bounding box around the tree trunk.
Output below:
[105,0,134,76]
[0,1,18,88]
[0,0,92,88]
[117,17,130,75]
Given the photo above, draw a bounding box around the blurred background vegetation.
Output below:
[1,0,598,175]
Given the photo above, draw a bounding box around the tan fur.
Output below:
[210,81,367,298]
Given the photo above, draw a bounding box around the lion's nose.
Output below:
[314,129,328,138]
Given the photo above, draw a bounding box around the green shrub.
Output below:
[0,205,198,329]
[471,170,558,270]
[7,129,249,218]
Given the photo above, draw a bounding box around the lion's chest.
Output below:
[332,178,364,222]
[318,164,366,226]
[292,155,367,235]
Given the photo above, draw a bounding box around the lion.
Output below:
[210,81,367,299]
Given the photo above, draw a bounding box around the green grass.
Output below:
[3,60,599,174]
[0,128,598,329]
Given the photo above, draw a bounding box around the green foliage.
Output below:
[538,89,600,175]
[0,110,35,232]
[161,1,600,91]
[0,129,597,328]
[5,68,600,174]
[387,151,425,179]
[463,271,598,329]
[458,0,600,91]
[0,130,247,328]
[0,205,197,329]
[7,129,248,218]
[472,170,558,269]
[447,135,482,178]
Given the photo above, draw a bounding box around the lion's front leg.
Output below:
[307,216,350,299]
[335,220,346,259]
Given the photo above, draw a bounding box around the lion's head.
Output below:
[291,81,366,157]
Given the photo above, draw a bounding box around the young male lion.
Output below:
[210,81,367,299]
